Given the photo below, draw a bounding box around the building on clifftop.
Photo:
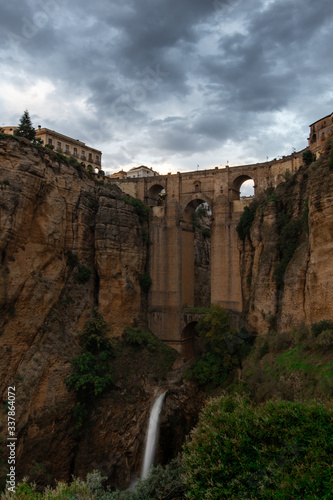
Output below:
[2,125,103,173]
[126,165,159,178]
[308,112,333,154]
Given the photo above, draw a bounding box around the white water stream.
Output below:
[141,391,166,479]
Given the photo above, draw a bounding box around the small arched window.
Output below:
[194,180,201,193]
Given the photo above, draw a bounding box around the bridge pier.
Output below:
[211,194,243,312]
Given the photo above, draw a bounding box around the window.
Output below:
[57,142,61,151]
[65,145,69,154]
[96,155,99,164]
[48,139,52,145]
[73,148,77,157]
[81,150,85,159]
[88,152,92,161]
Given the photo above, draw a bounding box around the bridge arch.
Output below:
[146,183,166,206]
[230,174,256,200]
[181,321,197,358]
[181,194,212,222]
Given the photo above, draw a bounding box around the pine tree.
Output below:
[15,110,36,141]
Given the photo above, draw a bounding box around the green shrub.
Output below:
[67,251,79,267]
[122,326,159,352]
[266,329,292,353]
[139,273,152,294]
[66,310,114,429]
[5,475,95,499]
[6,460,185,500]
[75,265,92,284]
[257,340,269,359]
[106,456,185,500]
[302,149,316,166]
[311,320,333,338]
[183,395,333,500]
[184,351,228,386]
[236,200,258,241]
[185,306,252,387]
[316,329,333,348]
[274,217,303,288]
[122,196,151,223]
[192,205,207,230]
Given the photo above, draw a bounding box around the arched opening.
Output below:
[240,179,255,198]
[194,180,201,192]
[181,321,198,359]
[183,198,208,223]
[146,184,166,206]
[231,175,255,200]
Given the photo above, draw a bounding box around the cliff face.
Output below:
[239,143,333,334]
[0,137,150,486]
[0,137,203,489]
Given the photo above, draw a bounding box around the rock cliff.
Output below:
[239,141,333,334]
[0,137,201,489]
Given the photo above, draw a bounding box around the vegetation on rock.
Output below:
[183,395,333,500]
[302,149,316,166]
[1,458,185,499]
[239,321,333,402]
[236,199,258,241]
[65,310,115,429]
[185,305,252,387]
[122,196,151,223]
[139,273,152,294]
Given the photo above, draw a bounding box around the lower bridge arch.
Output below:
[180,320,205,359]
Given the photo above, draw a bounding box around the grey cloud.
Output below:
[0,0,332,170]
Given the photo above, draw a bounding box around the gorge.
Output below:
[1,130,333,491]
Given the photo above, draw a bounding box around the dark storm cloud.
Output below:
[0,0,332,170]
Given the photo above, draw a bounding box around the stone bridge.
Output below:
[115,151,304,355]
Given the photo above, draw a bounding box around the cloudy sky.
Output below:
[0,0,332,175]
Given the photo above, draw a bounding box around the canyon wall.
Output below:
[0,137,203,489]
[239,142,333,334]
[0,137,153,487]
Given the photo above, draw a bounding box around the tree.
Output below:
[15,110,36,141]
[196,304,238,355]
[183,396,333,499]
[185,305,252,386]
[302,149,316,166]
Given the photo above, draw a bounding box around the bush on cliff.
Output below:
[122,326,159,352]
[66,309,114,429]
[183,395,333,500]
[236,199,258,241]
[185,305,252,387]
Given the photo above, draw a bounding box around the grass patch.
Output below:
[240,324,333,402]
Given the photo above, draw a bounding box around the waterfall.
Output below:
[141,391,166,479]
